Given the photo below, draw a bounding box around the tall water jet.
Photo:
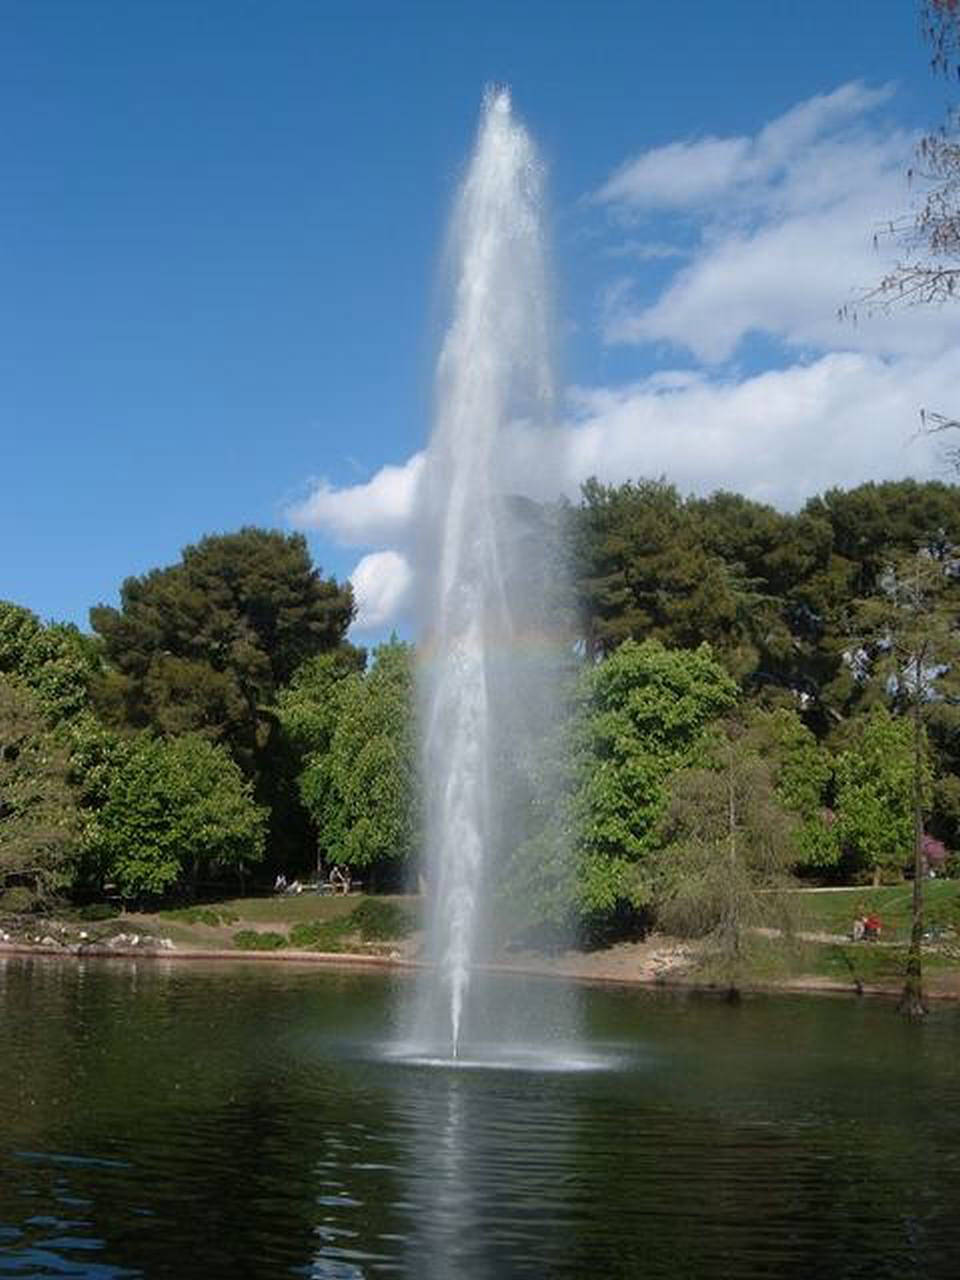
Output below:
[408,88,570,1063]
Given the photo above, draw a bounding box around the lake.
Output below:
[1,954,958,1278]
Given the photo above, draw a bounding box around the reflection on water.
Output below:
[1,955,960,1278]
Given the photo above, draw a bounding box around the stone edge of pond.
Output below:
[4,939,959,1002]
[0,939,420,968]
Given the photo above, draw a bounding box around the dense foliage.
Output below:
[655,718,800,966]
[572,638,739,913]
[0,676,78,907]
[89,528,355,776]
[4,479,960,931]
[292,640,418,879]
[86,733,267,899]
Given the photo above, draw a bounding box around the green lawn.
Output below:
[156,892,417,928]
[732,932,959,991]
[134,893,423,952]
[792,880,960,942]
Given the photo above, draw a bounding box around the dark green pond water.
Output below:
[1,954,959,1279]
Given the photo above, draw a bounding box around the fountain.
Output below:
[397,88,578,1066]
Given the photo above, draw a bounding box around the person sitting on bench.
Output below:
[329,865,351,894]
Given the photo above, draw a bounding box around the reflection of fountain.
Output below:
[403,88,573,1064]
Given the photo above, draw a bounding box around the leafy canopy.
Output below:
[88,733,267,899]
[573,637,739,913]
[296,640,419,871]
[0,675,79,903]
[90,528,355,769]
[655,719,800,970]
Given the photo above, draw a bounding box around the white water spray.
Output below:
[413,89,557,1059]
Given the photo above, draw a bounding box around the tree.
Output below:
[655,720,799,983]
[297,640,418,881]
[853,3,960,434]
[0,600,99,723]
[270,645,368,874]
[572,638,739,916]
[859,1,960,312]
[794,482,960,728]
[567,479,788,680]
[833,707,923,889]
[737,708,836,871]
[89,528,355,775]
[88,733,267,900]
[0,676,79,906]
[850,546,960,1015]
[275,648,368,761]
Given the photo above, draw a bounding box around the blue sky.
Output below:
[4,1,959,639]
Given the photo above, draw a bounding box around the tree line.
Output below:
[2,481,959,950]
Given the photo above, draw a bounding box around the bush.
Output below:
[232,929,286,951]
[0,886,40,914]
[288,919,348,951]
[285,901,415,950]
[76,902,121,922]
[348,898,415,940]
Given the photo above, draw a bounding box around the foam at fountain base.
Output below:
[382,1042,622,1074]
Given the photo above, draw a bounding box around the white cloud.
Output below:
[295,346,951,631]
[593,80,960,364]
[597,134,753,210]
[595,81,896,212]
[291,84,960,634]
[349,550,414,632]
[289,453,425,547]
[543,351,949,511]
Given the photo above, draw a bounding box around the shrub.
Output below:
[0,886,39,914]
[232,929,286,951]
[348,898,416,940]
[76,902,120,922]
[288,919,348,951]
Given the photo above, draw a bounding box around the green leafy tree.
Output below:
[0,600,99,722]
[298,640,418,882]
[795,481,960,726]
[276,648,368,761]
[740,708,837,870]
[270,645,367,874]
[0,676,79,906]
[89,733,267,899]
[850,547,960,1015]
[63,713,138,891]
[568,479,781,677]
[573,638,739,915]
[655,721,799,981]
[833,707,928,887]
[89,528,355,775]
[568,478,687,659]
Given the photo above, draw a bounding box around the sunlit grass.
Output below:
[793,881,960,942]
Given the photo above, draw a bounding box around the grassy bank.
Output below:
[0,893,420,956]
[716,882,960,996]
[4,882,960,1000]
[152,894,421,953]
[793,880,960,941]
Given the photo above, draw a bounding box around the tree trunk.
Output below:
[899,667,927,1019]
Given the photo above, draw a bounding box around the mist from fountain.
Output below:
[400,88,576,1065]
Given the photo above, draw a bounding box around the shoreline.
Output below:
[3,938,956,1003]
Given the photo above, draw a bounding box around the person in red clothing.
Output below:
[863,914,882,940]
